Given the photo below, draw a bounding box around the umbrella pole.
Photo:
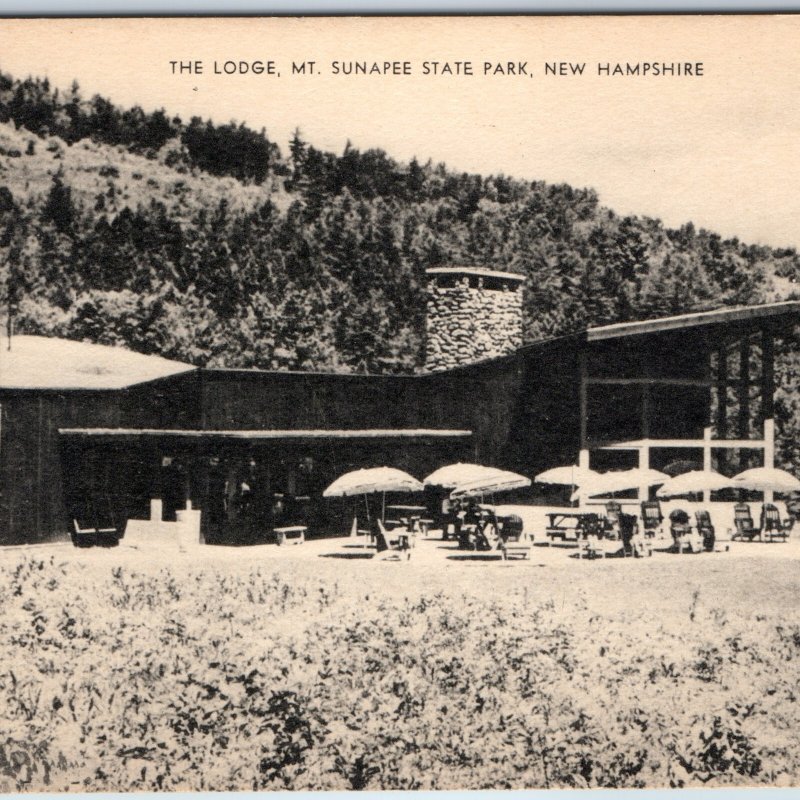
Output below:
[382,491,386,522]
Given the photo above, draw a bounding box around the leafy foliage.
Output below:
[1,70,800,461]
[3,553,800,791]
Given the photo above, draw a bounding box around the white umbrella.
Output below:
[450,469,531,498]
[323,467,423,497]
[732,467,800,494]
[657,470,737,498]
[571,468,669,501]
[323,467,423,527]
[535,465,601,486]
[423,463,500,489]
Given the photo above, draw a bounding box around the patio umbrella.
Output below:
[571,468,669,501]
[657,470,737,498]
[732,467,800,494]
[323,467,423,525]
[534,465,601,486]
[423,463,500,489]
[450,468,531,499]
[323,467,423,497]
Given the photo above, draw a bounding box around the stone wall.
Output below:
[424,276,523,371]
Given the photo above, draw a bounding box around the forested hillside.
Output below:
[1,72,800,463]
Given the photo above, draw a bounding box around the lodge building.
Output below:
[1,266,798,545]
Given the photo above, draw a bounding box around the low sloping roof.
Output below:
[0,335,196,390]
[587,300,800,341]
[58,428,472,440]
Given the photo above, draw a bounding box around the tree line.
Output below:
[1,72,800,465]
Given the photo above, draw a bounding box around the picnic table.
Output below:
[386,505,428,533]
[546,512,585,542]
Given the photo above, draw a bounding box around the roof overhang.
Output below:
[58,427,473,442]
[587,300,800,342]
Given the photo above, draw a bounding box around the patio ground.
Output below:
[14,514,800,619]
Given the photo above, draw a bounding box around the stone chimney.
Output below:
[424,266,525,372]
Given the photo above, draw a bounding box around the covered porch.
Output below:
[58,427,472,544]
[577,300,800,506]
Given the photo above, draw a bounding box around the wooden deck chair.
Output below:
[694,510,716,552]
[498,515,532,560]
[619,512,650,557]
[375,520,411,560]
[669,509,694,553]
[576,513,608,559]
[71,495,121,548]
[605,501,622,538]
[640,500,663,537]
[733,503,759,541]
[760,504,793,542]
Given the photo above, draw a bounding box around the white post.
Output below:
[702,425,713,504]
[762,330,775,504]
[638,444,650,503]
[578,353,589,508]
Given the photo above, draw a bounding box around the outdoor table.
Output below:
[546,512,585,541]
[386,505,427,532]
[274,525,307,546]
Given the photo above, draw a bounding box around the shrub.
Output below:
[1,554,800,791]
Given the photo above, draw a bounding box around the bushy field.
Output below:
[2,552,800,791]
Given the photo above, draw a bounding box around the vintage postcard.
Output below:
[0,14,799,792]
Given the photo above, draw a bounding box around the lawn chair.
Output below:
[760,504,794,542]
[473,511,503,552]
[576,513,609,559]
[605,500,622,538]
[619,512,651,557]
[375,520,411,560]
[694,510,716,552]
[669,508,695,553]
[640,500,663,538]
[498,514,532,560]
[71,495,121,548]
[733,503,760,541]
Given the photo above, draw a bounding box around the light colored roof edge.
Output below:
[587,301,800,341]
[58,427,473,439]
[426,266,526,282]
[0,334,197,390]
[0,367,198,392]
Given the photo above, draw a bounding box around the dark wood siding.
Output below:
[0,391,125,544]
[199,372,427,431]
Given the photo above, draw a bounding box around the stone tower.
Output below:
[423,266,525,372]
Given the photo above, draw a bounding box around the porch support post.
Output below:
[716,342,728,475]
[639,385,651,501]
[638,441,650,502]
[738,336,750,436]
[739,337,751,469]
[762,329,775,503]
[578,352,589,505]
[702,346,713,503]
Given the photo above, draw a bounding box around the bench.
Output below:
[274,525,307,546]
[72,517,121,548]
[546,526,577,542]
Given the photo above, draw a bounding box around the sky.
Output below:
[1,15,799,247]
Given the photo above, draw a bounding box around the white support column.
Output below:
[702,424,713,504]
[762,329,775,503]
[639,385,651,502]
[638,442,650,502]
[578,352,589,506]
